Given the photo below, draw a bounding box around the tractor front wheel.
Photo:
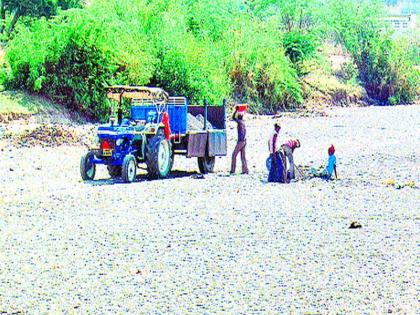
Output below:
[198,154,215,174]
[146,136,172,179]
[122,154,137,183]
[80,151,96,180]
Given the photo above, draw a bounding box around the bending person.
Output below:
[281,139,301,181]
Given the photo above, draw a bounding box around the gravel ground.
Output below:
[0,105,419,314]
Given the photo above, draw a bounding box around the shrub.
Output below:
[6,5,156,120]
[327,0,418,104]
[351,25,418,103]
[338,61,358,84]
[229,52,303,113]
[224,19,303,113]
[149,0,230,104]
[282,31,317,64]
[5,0,326,118]
[6,0,231,118]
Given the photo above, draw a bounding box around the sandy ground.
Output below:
[0,105,419,314]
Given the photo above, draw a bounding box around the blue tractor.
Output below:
[80,86,227,182]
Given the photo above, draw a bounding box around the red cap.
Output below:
[328,144,335,155]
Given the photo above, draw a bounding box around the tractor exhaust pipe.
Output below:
[222,98,227,129]
[118,97,123,126]
[204,99,208,130]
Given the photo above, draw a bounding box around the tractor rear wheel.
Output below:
[107,165,122,178]
[80,151,96,180]
[198,154,215,174]
[122,154,137,183]
[169,150,175,172]
[146,135,172,179]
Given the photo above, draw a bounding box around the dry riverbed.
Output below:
[0,105,419,314]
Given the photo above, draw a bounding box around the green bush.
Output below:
[350,25,418,103]
[6,0,308,119]
[153,41,230,105]
[5,0,232,118]
[338,61,358,84]
[282,31,317,65]
[388,95,398,105]
[327,0,418,104]
[6,0,417,118]
[6,5,156,120]
[224,19,303,114]
[229,52,303,113]
[149,0,230,104]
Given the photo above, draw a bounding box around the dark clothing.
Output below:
[231,141,248,174]
[233,116,246,142]
[268,151,286,183]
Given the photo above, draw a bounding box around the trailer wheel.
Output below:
[146,135,172,179]
[107,165,122,178]
[122,154,137,183]
[198,154,215,174]
[80,151,96,180]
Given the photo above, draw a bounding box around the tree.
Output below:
[326,0,418,103]
[245,0,324,32]
[0,0,83,37]
[57,0,83,10]
[1,0,56,36]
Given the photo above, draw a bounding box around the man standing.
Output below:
[282,139,301,181]
[230,106,249,174]
[268,123,281,156]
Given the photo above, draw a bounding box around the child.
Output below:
[324,144,338,179]
[310,144,338,180]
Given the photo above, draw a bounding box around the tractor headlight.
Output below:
[116,139,124,146]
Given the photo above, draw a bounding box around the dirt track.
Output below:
[0,105,419,313]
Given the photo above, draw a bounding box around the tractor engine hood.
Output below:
[97,123,135,136]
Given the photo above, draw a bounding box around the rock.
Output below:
[190,173,204,179]
[195,114,214,129]
[349,221,362,229]
[384,178,395,186]
[403,181,416,189]
[10,124,83,148]
[187,113,202,130]
[187,113,214,130]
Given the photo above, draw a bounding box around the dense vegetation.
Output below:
[1,0,418,119]
[0,0,82,37]
[328,0,419,104]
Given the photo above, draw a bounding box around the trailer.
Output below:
[80,86,227,182]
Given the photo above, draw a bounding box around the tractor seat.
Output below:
[134,125,145,132]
